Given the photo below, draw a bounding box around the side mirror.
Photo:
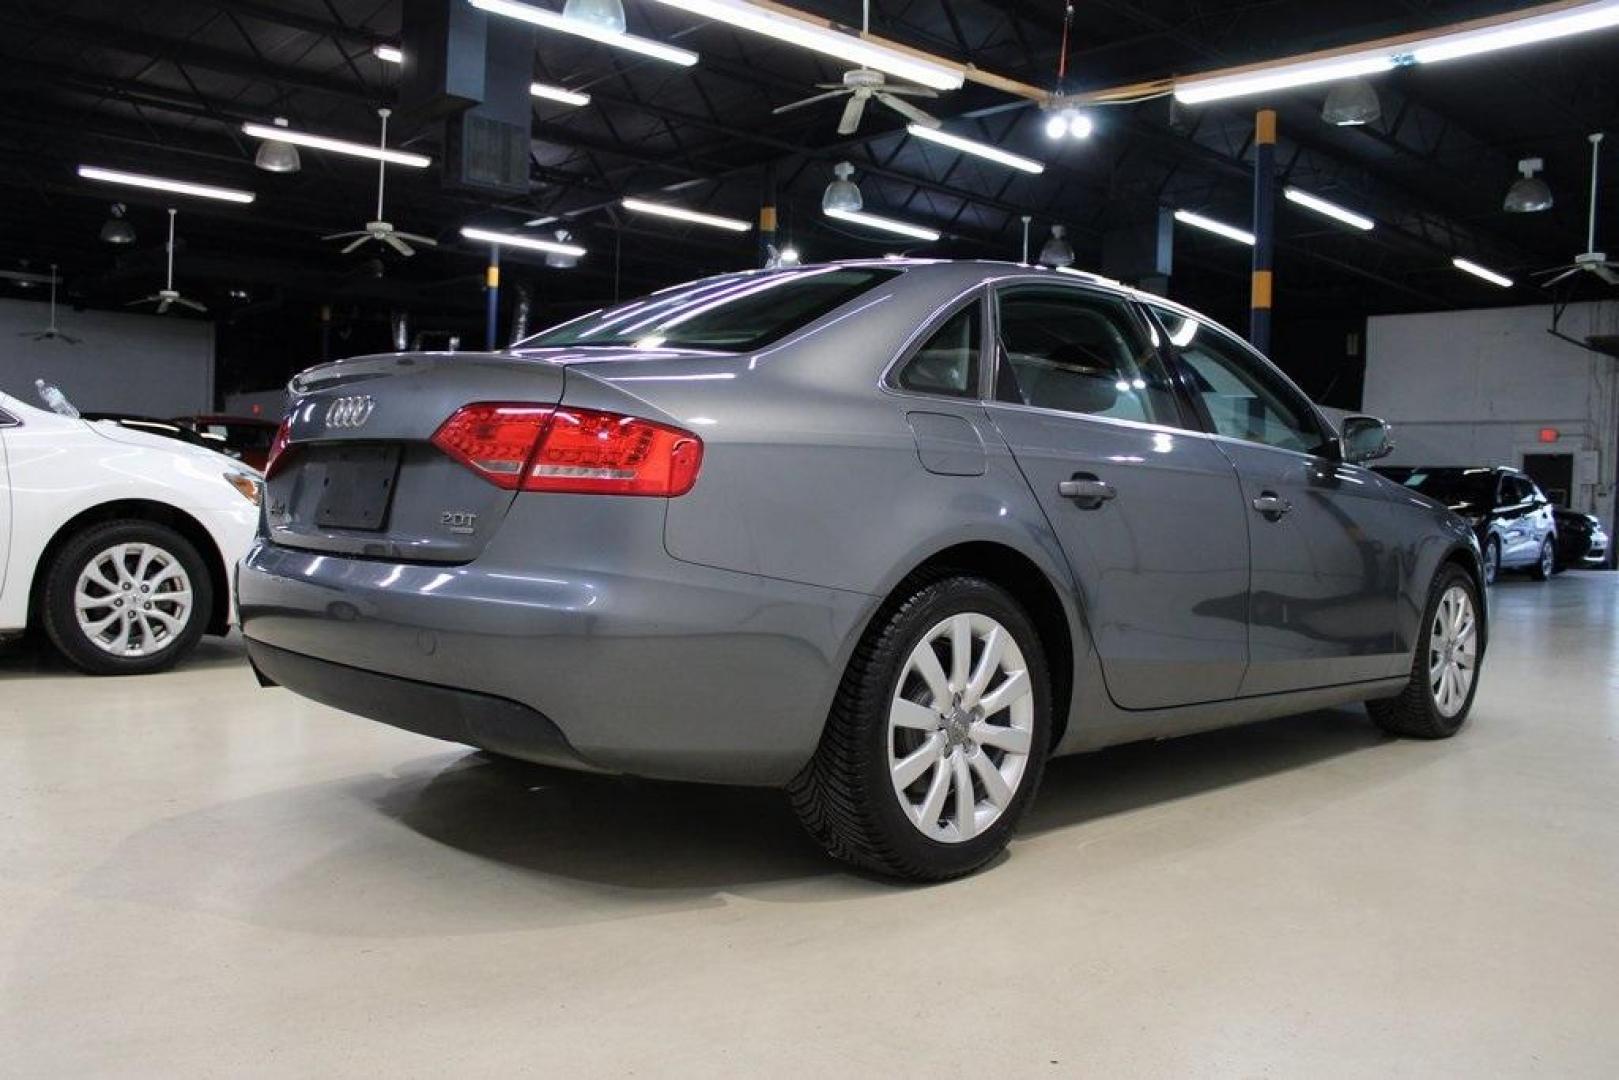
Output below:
[1340,415,1394,464]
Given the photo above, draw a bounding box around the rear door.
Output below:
[984,282,1250,709]
[1149,305,1402,695]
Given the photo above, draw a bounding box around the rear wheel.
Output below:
[1482,537,1501,586]
[1367,564,1482,739]
[789,576,1051,881]
[1530,538,1555,581]
[41,520,212,676]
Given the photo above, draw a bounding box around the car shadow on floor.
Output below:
[0,633,247,677]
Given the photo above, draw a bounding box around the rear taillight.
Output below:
[431,403,703,497]
[264,414,294,479]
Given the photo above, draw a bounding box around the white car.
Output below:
[0,388,260,675]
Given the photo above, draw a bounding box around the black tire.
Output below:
[788,576,1052,881]
[1530,538,1554,581]
[1367,563,1483,739]
[1482,537,1500,586]
[41,519,213,676]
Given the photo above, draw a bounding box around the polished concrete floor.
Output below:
[3,573,1617,1077]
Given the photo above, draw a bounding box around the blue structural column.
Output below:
[1250,108,1276,355]
[484,244,501,350]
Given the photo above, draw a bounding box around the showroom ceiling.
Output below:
[0,0,1616,340]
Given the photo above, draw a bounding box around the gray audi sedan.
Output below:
[240,260,1486,880]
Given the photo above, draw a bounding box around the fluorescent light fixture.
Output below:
[531,81,591,106]
[1414,1,1619,63]
[241,122,431,167]
[460,226,587,257]
[1452,257,1513,288]
[471,0,699,66]
[1283,187,1374,231]
[77,165,255,204]
[1175,55,1393,105]
[643,0,962,90]
[825,207,941,242]
[373,44,404,64]
[622,197,751,232]
[1173,209,1255,246]
[905,124,1045,174]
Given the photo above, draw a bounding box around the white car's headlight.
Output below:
[224,470,263,506]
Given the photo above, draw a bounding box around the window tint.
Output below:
[521,267,899,353]
[897,302,981,397]
[995,287,1179,425]
[1504,475,1535,504]
[1153,307,1326,454]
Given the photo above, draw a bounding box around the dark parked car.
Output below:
[1376,466,1557,584]
[172,415,278,471]
[1552,506,1610,569]
[241,260,1488,880]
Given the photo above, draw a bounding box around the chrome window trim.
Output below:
[877,283,991,402]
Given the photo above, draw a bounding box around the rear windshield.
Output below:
[520,267,899,353]
[1397,468,1498,508]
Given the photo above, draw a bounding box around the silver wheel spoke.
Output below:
[893,735,944,788]
[978,669,1030,716]
[971,721,1031,754]
[948,614,973,691]
[963,627,1006,706]
[911,644,951,708]
[969,750,1014,808]
[951,751,975,841]
[891,698,939,731]
[916,756,953,828]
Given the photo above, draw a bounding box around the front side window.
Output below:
[994,286,1179,425]
[895,301,981,398]
[1152,307,1326,454]
[520,267,899,353]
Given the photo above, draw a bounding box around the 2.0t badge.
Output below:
[324,395,375,429]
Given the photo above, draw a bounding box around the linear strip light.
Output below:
[77,165,255,204]
[1414,0,1619,62]
[373,44,404,64]
[1283,187,1375,231]
[643,0,962,90]
[1452,257,1513,288]
[241,122,431,167]
[531,81,591,106]
[1173,209,1254,246]
[471,0,699,66]
[1175,55,1394,106]
[825,207,941,242]
[622,197,751,232]
[460,227,587,256]
[905,124,1044,174]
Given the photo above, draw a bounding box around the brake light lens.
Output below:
[431,403,703,496]
[264,414,294,479]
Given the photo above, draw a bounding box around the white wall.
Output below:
[1364,300,1619,528]
[0,296,214,416]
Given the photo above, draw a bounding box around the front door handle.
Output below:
[1252,491,1292,521]
[1058,474,1116,509]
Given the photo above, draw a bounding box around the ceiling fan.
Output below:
[128,209,207,315]
[323,108,437,257]
[770,0,941,135]
[17,264,80,344]
[1538,133,1617,287]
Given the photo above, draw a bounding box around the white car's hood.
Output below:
[84,419,257,474]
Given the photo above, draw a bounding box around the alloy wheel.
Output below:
[73,542,194,658]
[1428,584,1478,718]
[888,612,1035,843]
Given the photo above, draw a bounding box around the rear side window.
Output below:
[896,302,981,397]
[995,286,1180,425]
[521,267,899,353]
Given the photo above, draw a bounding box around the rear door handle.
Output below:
[1058,474,1116,509]
[1251,491,1292,520]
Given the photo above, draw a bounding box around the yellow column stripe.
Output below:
[486,266,500,288]
[1256,108,1277,145]
[1251,270,1273,309]
[759,206,778,231]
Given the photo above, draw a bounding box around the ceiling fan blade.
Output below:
[125,295,158,307]
[1540,267,1580,286]
[393,232,439,246]
[157,298,172,315]
[342,235,372,254]
[773,89,849,115]
[323,230,366,241]
[878,85,939,98]
[1594,263,1619,285]
[177,297,208,312]
[384,234,415,256]
[879,93,939,127]
[837,93,867,135]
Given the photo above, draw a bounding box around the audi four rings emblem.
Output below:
[324,395,375,429]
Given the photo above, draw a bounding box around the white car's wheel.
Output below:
[42,520,213,675]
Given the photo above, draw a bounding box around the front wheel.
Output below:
[1367,564,1482,739]
[1530,538,1555,581]
[1482,537,1501,586]
[40,520,212,676]
[789,576,1051,881]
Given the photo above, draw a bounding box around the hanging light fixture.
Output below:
[1038,224,1075,267]
[822,162,863,213]
[562,0,626,32]
[99,203,136,245]
[1504,157,1554,213]
[545,229,582,268]
[253,117,302,174]
[1321,79,1381,126]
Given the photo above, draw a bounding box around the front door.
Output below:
[1150,306,1403,696]
[985,283,1250,710]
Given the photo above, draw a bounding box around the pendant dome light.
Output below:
[1321,79,1381,126]
[1504,157,1554,213]
[562,0,627,33]
[99,203,136,245]
[253,117,302,173]
[822,162,863,213]
[1039,224,1075,267]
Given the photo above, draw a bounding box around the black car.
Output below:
[1377,466,1557,584]
[1552,506,1611,570]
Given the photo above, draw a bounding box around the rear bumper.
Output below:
[236,501,874,785]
